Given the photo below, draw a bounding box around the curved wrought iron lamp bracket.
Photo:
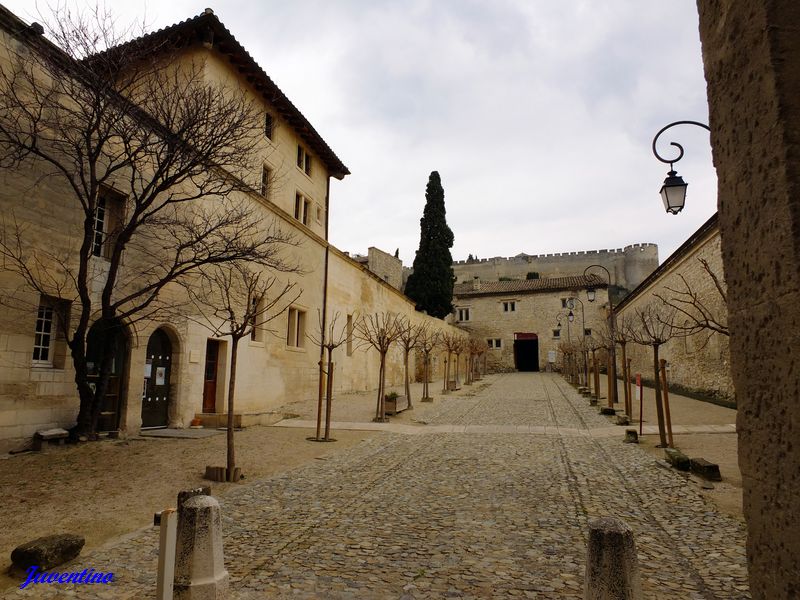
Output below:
[652,120,711,170]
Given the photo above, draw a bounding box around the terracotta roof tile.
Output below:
[453,275,606,297]
[90,9,349,178]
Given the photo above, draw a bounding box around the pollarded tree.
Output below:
[417,326,440,402]
[0,7,292,438]
[185,265,299,481]
[397,318,425,409]
[355,312,403,422]
[404,171,455,318]
[629,302,688,448]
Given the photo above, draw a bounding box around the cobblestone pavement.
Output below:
[4,373,750,599]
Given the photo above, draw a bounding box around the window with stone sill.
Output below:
[286,307,306,348]
[457,307,470,322]
[32,295,70,368]
[502,301,516,312]
[91,188,125,260]
[296,144,312,176]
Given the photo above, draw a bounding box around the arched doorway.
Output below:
[142,328,172,428]
[86,318,129,432]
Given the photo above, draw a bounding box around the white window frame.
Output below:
[457,307,471,322]
[286,307,306,348]
[502,301,516,312]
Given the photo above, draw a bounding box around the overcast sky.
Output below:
[7,1,717,266]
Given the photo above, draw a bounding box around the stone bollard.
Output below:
[173,495,229,600]
[584,517,642,600]
[623,429,638,444]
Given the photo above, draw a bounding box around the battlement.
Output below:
[453,243,658,265]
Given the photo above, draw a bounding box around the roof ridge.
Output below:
[88,9,349,178]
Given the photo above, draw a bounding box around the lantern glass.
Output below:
[587,288,596,303]
[660,170,687,214]
[568,311,574,323]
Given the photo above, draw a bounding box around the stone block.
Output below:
[689,458,722,481]
[584,517,642,599]
[615,415,630,426]
[599,407,616,416]
[11,534,85,570]
[664,448,691,471]
[624,429,638,444]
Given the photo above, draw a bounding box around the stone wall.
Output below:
[615,221,733,404]
[452,243,658,291]
[698,1,800,595]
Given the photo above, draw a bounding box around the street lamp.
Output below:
[651,120,711,214]
[583,265,617,407]
[568,296,589,388]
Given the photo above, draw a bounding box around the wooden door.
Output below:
[202,340,219,413]
[141,329,171,428]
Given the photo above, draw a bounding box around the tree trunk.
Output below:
[324,356,334,440]
[620,342,630,417]
[422,351,429,399]
[404,348,412,409]
[375,352,386,421]
[652,343,667,447]
[315,350,326,441]
[227,337,239,481]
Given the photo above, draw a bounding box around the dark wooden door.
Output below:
[203,340,219,413]
[142,329,171,428]
[86,318,127,432]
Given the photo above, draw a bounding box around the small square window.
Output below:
[503,301,516,312]
[553,329,561,339]
[584,328,592,337]
[494,338,502,348]
[561,298,568,308]
[457,307,470,322]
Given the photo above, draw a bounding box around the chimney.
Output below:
[472,276,481,291]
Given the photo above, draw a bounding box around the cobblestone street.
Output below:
[4,373,749,599]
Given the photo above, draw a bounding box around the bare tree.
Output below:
[629,302,687,447]
[355,312,403,422]
[396,318,425,409]
[654,258,729,342]
[307,311,352,441]
[417,327,440,401]
[0,6,293,437]
[440,331,461,393]
[185,265,299,481]
[613,314,636,417]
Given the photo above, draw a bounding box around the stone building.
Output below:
[0,7,465,446]
[348,247,403,291]
[614,214,732,405]
[452,243,658,298]
[452,275,609,372]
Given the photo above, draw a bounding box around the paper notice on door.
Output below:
[156,367,166,386]
[144,359,152,378]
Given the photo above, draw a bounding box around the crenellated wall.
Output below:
[452,243,658,291]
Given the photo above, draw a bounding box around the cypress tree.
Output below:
[405,171,455,318]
